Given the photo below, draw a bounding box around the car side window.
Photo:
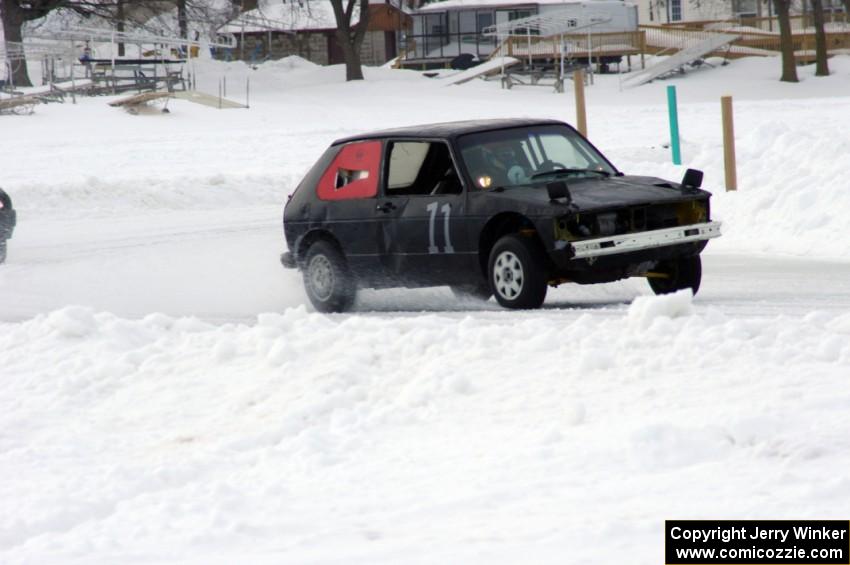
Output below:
[385,141,462,196]
[316,140,381,201]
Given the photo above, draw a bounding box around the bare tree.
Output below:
[2,0,232,86]
[1,0,109,86]
[810,0,829,75]
[773,0,799,81]
[329,0,369,81]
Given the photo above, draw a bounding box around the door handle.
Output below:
[376,201,397,213]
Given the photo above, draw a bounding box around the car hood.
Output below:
[489,175,709,213]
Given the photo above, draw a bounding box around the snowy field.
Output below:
[2,54,850,563]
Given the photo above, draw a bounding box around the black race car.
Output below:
[281,119,721,312]
[0,188,15,264]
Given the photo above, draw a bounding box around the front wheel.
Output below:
[488,234,548,309]
[302,240,356,313]
[648,255,702,296]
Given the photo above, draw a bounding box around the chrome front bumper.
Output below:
[570,221,722,259]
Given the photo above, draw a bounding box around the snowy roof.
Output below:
[220,1,348,33]
[417,0,619,12]
[219,0,406,33]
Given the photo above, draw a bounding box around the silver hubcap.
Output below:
[307,254,334,301]
[494,250,524,300]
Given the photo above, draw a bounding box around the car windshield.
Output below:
[457,125,617,190]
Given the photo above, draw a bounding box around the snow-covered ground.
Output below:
[2,54,850,563]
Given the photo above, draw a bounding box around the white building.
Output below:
[407,0,638,63]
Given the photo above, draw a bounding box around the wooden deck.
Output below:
[400,17,850,71]
[0,96,39,115]
[108,91,172,108]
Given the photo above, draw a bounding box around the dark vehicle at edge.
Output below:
[0,188,15,264]
[281,119,721,312]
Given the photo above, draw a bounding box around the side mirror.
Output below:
[547,181,572,204]
[681,168,703,191]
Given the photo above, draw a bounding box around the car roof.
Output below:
[332,118,569,145]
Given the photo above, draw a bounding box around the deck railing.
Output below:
[661,13,850,33]
[640,22,850,58]
[491,31,646,62]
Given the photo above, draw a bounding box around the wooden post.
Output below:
[721,95,737,191]
[574,68,587,137]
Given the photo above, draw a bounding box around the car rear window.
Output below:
[316,140,381,200]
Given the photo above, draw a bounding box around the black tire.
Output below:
[648,255,702,296]
[301,240,356,313]
[0,241,6,264]
[488,234,548,309]
[450,282,492,302]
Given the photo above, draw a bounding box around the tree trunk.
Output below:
[117,0,125,56]
[0,0,33,86]
[338,37,363,80]
[330,0,370,81]
[811,0,829,75]
[843,0,850,26]
[177,0,188,39]
[774,0,798,82]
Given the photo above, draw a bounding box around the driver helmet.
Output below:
[482,140,518,168]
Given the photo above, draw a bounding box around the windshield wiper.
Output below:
[531,168,610,180]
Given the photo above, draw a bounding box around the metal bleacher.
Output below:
[620,32,739,87]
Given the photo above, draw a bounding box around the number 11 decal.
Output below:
[427,202,454,254]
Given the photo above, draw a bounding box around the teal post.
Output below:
[667,85,681,165]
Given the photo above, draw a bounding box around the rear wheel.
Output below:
[488,234,548,309]
[302,240,356,313]
[648,255,702,296]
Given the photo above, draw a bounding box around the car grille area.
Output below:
[556,200,709,240]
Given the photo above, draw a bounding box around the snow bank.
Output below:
[709,115,850,258]
[627,289,694,329]
[1,305,849,562]
[10,173,296,213]
[262,55,319,72]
